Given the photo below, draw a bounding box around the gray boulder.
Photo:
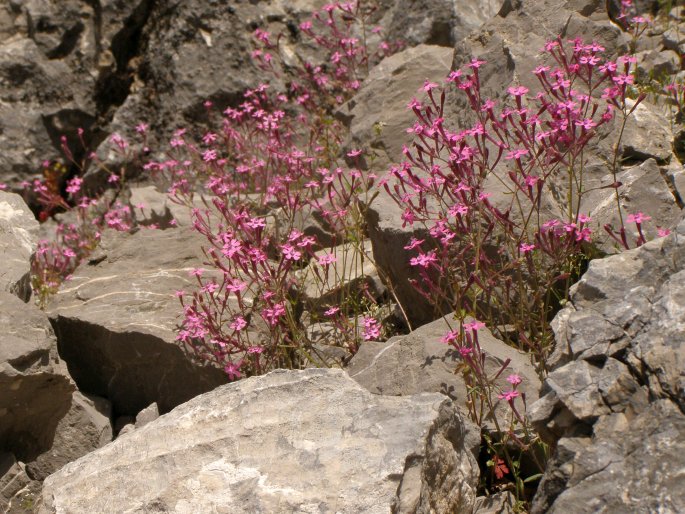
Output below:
[25,391,112,481]
[529,214,685,512]
[384,0,503,48]
[474,491,516,514]
[299,239,385,310]
[39,368,480,513]
[579,159,682,252]
[0,192,39,301]
[339,44,454,175]
[348,314,540,429]
[0,292,73,462]
[134,402,159,429]
[47,227,227,416]
[0,0,151,186]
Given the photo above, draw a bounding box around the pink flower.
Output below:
[66,177,82,194]
[318,253,337,266]
[226,279,247,293]
[407,97,422,110]
[441,330,458,344]
[446,70,462,83]
[230,317,247,331]
[409,250,438,268]
[404,237,425,250]
[325,306,340,317]
[626,212,651,224]
[507,85,529,97]
[524,175,539,188]
[575,227,592,242]
[449,203,468,217]
[576,118,597,130]
[519,243,535,254]
[401,209,416,227]
[505,148,528,160]
[658,228,671,237]
[498,390,520,402]
[362,316,381,341]
[202,149,218,162]
[224,361,242,380]
[506,374,522,386]
[262,303,286,326]
[422,80,440,92]
[463,320,485,332]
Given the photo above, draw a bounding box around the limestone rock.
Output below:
[134,402,159,429]
[365,191,444,327]
[39,369,481,514]
[535,400,685,514]
[47,227,227,416]
[530,214,685,511]
[0,192,39,301]
[25,391,112,481]
[1,453,30,512]
[384,0,503,48]
[474,491,516,514]
[339,44,454,174]
[299,239,385,310]
[580,159,681,252]
[0,35,92,185]
[0,0,150,186]
[347,314,540,428]
[446,0,678,241]
[0,292,73,462]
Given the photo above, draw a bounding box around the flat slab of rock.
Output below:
[38,368,480,513]
[347,315,540,428]
[0,192,39,301]
[47,227,227,415]
[0,292,73,462]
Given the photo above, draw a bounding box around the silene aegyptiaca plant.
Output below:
[382,36,669,501]
[29,130,143,307]
[155,1,402,380]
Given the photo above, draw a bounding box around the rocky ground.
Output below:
[1,0,684,513]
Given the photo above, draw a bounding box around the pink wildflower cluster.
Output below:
[386,36,649,365]
[27,132,144,306]
[253,1,402,108]
[166,2,401,380]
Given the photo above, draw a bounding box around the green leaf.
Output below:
[523,473,544,483]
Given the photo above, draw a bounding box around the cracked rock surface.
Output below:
[47,227,227,416]
[529,214,685,513]
[0,292,73,463]
[0,192,39,302]
[38,368,480,514]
